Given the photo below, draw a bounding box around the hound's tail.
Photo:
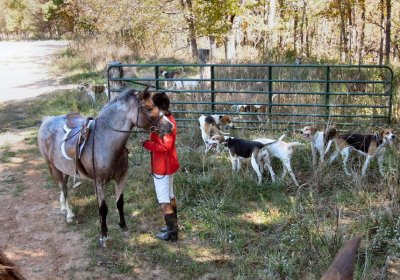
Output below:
[219,131,230,135]
[287,141,302,148]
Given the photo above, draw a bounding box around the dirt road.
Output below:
[0,40,72,103]
[0,41,126,279]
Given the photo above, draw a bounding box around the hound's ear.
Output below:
[219,115,223,119]
[311,127,317,135]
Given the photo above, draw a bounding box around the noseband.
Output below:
[137,102,167,134]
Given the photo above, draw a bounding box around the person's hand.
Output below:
[140,137,148,146]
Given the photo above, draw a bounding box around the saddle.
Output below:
[62,113,94,176]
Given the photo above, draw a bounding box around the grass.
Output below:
[2,91,399,278]
[1,44,399,279]
[0,145,16,163]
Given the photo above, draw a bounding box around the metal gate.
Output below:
[107,63,393,129]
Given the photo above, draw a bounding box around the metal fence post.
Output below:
[211,65,215,112]
[155,66,159,90]
[325,66,330,118]
[386,67,393,124]
[268,66,273,116]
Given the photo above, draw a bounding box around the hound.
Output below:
[78,82,108,104]
[173,76,200,90]
[254,135,302,187]
[300,125,338,165]
[205,136,276,185]
[249,105,267,121]
[199,114,234,151]
[231,104,250,120]
[328,129,395,177]
[159,69,180,88]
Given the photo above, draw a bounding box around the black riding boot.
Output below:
[160,205,177,232]
[156,213,178,242]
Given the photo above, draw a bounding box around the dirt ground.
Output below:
[0,41,130,280]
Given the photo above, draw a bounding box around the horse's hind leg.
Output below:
[116,172,128,233]
[47,163,75,222]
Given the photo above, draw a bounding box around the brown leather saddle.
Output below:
[62,113,94,171]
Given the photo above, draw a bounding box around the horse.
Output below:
[38,88,173,248]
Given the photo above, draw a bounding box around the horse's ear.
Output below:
[321,237,361,280]
[138,86,151,100]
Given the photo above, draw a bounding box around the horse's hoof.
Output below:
[99,236,108,248]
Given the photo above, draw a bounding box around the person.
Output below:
[141,92,180,241]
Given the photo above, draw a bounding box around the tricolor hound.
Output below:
[328,129,395,177]
[205,137,273,185]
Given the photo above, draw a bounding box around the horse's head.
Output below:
[134,88,173,136]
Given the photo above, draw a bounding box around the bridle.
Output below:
[103,93,168,135]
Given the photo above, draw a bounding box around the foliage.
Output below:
[193,0,241,43]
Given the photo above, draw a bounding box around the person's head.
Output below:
[152,92,171,115]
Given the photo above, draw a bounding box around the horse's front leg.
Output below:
[96,182,108,248]
[116,172,129,234]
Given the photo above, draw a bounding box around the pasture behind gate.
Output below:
[107,63,393,131]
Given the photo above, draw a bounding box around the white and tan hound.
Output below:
[328,128,395,177]
[199,114,234,151]
[300,125,337,165]
[254,136,302,186]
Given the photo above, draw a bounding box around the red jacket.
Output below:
[143,114,179,175]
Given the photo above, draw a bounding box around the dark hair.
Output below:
[152,92,170,113]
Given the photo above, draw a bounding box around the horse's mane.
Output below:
[100,88,138,114]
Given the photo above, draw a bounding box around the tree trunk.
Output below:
[300,0,307,55]
[209,36,216,61]
[293,15,298,54]
[338,0,348,62]
[358,0,366,65]
[180,0,198,59]
[379,0,384,65]
[268,0,276,28]
[224,15,241,61]
[385,0,391,64]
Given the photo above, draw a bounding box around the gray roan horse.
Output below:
[38,88,173,247]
